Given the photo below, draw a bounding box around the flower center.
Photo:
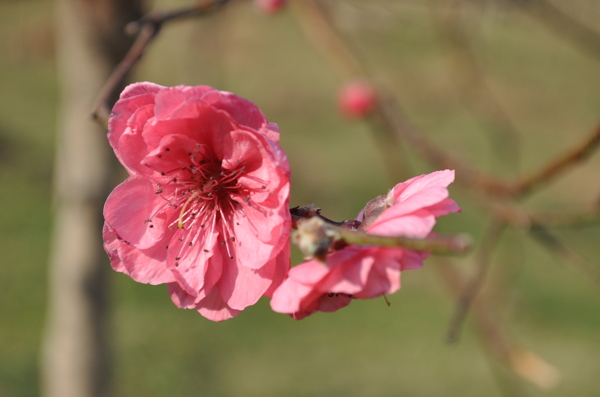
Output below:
[145,144,268,263]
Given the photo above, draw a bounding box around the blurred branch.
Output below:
[509,0,600,60]
[533,207,600,228]
[91,0,233,126]
[431,1,522,174]
[435,261,561,389]
[290,0,361,81]
[512,123,600,197]
[446,220,506,343]
[528,223,600,287]
[291,0,410,182]
[293,0,515,197]
[377,96,515,197]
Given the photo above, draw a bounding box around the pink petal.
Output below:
[368,214,437,238]
[142,102,235,160]
[201,90,269,134]
[318,248,375,295]
[120,81,165,100]
[399,249,429,271]
[152,85,215,119]
[164,226,216,298]
[424,197,461,217]
[216,242,277,311]
[108,82,162,151]
[386,186,450,218]
[142,133,205,175]
[168,282,197,309]
[103,224,176,284]
[103,176,168,249]
[270,276,316,314]
[315,293,353,313]
[393,170,455,200]
[262,242,291,298]
[196,286,242,321]
[352,249,402,298]
[229,202,289,269]
[288,260,330,284]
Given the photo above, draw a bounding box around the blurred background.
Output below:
[1,0,599,396]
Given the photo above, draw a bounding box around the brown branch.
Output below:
[446,220,506,343]
[91,0,234,126]
[512,123,600,197]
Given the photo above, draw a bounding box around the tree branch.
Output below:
[91,0,234,126]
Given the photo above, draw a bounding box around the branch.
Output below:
[512,123,600,197]
[293,0,516,198]
[435,261,561,390]
[290,0,411,182]
[528,222,600,287]
[431,1,522,173]
[91,0,233,126]
[291,210,472,260]
[376,96,515,197]
[446,220,506,343]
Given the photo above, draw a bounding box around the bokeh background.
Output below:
[1,0,599,396]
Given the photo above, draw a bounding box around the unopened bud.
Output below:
[255,0,286,14]
[292,217,338,261]
[359,190,394,231]
[338,80,376,119]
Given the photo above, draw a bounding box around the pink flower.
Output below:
[103,82,291,321]
[270,170,460,319]
[338,81,376,119]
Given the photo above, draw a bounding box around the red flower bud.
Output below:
[255,0,286,14]
[338,81,376,119]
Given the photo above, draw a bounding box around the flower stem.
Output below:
[333,224,472,256]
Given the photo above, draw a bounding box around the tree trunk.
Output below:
[41,1,144,396]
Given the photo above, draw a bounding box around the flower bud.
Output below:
[338,80,376,119]
[255,0,286,14]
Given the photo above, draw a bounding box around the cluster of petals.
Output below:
[270,170,460,320]
[103,82,291,321]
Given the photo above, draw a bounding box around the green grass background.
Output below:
[1,0,599,396]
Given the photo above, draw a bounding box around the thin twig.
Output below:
[376,96,515,197]
[291,207,472,257]
[446,220,506,343]
[290,0,411,182]
[435,261,560,389]
[91,0,233,126]
[294,0,516,198]
[431,1,522,175]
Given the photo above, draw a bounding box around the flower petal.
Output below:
[103,176,167,249]
[195,286,242,322]
[103,223,176,284]
[368,213,437,238]
[108,82,162,152]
